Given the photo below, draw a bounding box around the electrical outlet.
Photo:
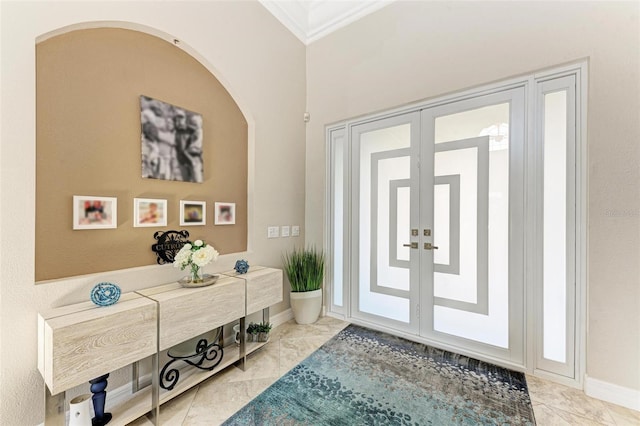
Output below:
[291,225,300,237]
[281,226,290,237]
[267,226,279,238]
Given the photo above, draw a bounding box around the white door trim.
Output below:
[325,60,588,389]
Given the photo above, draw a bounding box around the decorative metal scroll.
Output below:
[160,335,224,390]
[151,230,190,265]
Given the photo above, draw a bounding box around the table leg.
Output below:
[150,353,160,425]
[44,386,65,426]
[132,361,140,393]
[238,316,246,371]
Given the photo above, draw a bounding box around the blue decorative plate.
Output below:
[90,282,121,307]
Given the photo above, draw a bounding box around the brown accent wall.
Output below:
[36,28,247,281]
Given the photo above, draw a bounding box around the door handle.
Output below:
[424,243,439,250]
[403,242,418,249]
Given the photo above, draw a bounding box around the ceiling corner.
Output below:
[259,0,310,44]
[259,0,394,45]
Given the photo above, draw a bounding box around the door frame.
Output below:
[527,63,588,388]
[324,61,587,387]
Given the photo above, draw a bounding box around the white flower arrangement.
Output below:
[173,239,219,281]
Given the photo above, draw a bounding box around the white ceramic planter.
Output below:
[68,394,92,426]
[290,289,322,324]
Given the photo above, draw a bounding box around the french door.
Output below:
[349,87,526,365]
[350,112,421,334]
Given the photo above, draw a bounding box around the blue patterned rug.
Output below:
[224,324,536,425]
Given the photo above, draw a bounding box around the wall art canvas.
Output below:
[140,95,204,183]
[180,200,206,226]
[214,202,236,225]
[73,196,117,230]
[133,198,168,227]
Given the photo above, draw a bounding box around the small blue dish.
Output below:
[234,259,250,274]
[90,282,121,307]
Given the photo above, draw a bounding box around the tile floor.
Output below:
[130,317,640,425]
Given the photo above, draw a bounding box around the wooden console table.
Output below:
[38,267,283,425]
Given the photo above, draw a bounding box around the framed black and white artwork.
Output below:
[140,95,204,183]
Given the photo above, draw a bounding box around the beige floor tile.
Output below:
[270,316,348,340]
[527,375,616,425]
[225,341,281,383]
[604,401,640,425]
[127,386,199,426]
[278,335,335,375]
[533,402,615,426]
[182,377,276,425]
[532,402,574,425]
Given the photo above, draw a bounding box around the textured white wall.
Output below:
[0,1,306,424]
[306,0,639,392]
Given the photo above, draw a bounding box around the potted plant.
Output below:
[246,323,258,342]
[282,247,324,324]
[256,322,272,342]
[246,322,272,342]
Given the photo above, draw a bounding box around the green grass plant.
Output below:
[282,247,325,292]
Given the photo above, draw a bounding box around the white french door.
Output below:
[348,87,526,366]
[420,88,525,364]
[329,64,585,380]
[350,112,421,334]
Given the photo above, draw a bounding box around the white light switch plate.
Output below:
[291,225,300,237]
[267,226,279,238]
[281,226,290,237]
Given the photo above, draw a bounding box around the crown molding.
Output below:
[259,0,394,45]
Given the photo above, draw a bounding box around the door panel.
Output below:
[329,128,346,313]
[422,88,525,363]
[350,113,420,331]
[433,137,489,313]
[536,75,577,378]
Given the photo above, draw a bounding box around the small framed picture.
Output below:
[133,198,167,227]
[73,196,117,230]
[180,200,206,226]
[214,202,236,225]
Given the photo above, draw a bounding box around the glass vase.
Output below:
[189,265,203,283]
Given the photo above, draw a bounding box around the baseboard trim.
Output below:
[271,308,294,327]
[585,375,640,411]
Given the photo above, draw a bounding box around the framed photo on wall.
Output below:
[214,202,236,225]
[73,196,117,230]
[180,200,206,226]
[140,95,204,183]
[133,198,167,227]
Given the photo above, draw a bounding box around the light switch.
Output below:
[291,225,300,237]
[281,226,290,237]
[267,226,279,238]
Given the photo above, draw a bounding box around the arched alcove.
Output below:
[36,26,249,281]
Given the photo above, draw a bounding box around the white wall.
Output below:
[306,0,639,394]
[0,1,306,424]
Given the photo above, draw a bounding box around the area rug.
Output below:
[223,324,536,425]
